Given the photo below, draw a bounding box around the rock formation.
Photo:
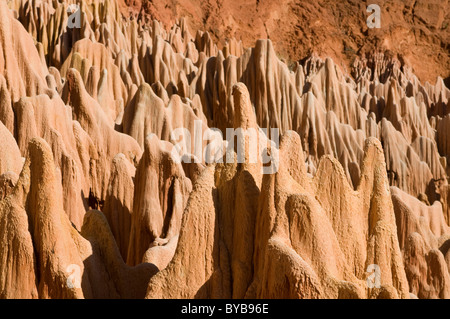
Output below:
[0,0,448,299]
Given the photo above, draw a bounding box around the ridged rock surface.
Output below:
[0,0,448,299]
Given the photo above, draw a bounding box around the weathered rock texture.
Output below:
[119,0,450,84]
[0,0,448,299]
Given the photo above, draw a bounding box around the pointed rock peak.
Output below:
[255,38,275,55]
[279,130,306,182]
[0,121,22,176]
[27,138,57,183]
[151,81,169,103]
[324,57,335,73]
[143,133,164,166]
[232,82,257,130]
[64,68,86,100]
[137,82,154,97]
[363,136,385,159]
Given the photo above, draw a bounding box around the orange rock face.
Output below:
[0,0,448,299]
[118,0,450,85]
